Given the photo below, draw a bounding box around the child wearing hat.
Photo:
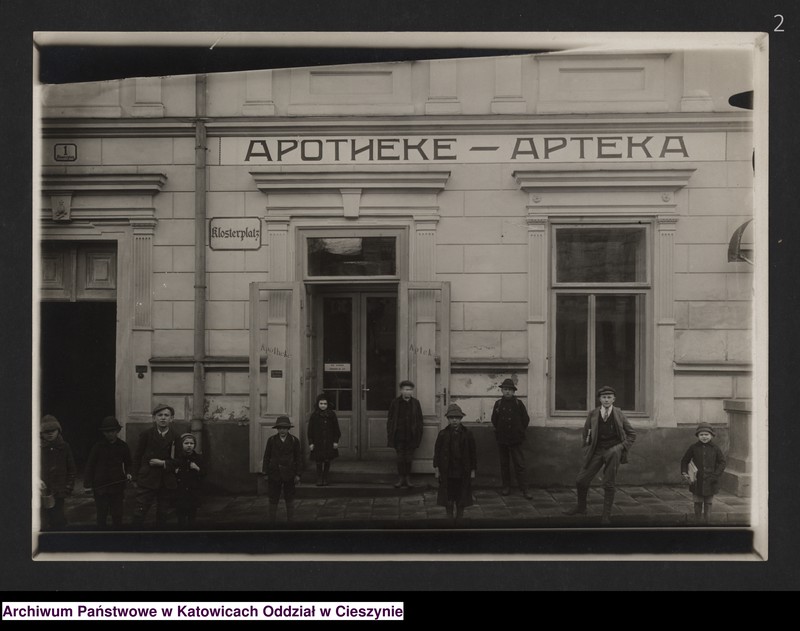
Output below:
[173,433,204,529]
[564,385,637,524]
[490,377,532,498]
[131,403,178,528]
[39,414,76,530]
[83,416,132,529]
[434,403,477,523]
[307,393,341,486]
[681,424,727,524]
[262,416,302,522]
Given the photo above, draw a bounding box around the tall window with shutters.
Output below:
[551,224,650,415]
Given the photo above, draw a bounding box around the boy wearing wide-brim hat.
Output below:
[83,416,132,529]
[564,386,637,524]
[262,416,302,522]
[490,378,532,499]
[434,403,477,524]
[131,403,178,528]
[39,415,76,530]
[681,424,727,524]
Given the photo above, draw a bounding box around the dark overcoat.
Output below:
[491,396,530,446]
[41,435,76,498]
[581,406,636,468]
[133,426,178,490]
[84,439,132,496]
[386,396,424,449]
[262,434,302,482]
[174,451,204,507]
[681,441,726,497]
[307,410,342,462]
[433,424,477,507]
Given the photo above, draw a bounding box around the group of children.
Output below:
[40,384,728,530]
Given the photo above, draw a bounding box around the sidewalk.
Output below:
[58,483,751,529]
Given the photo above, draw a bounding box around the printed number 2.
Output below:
[774,14,784,32]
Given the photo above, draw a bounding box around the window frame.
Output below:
[549,221,652,418]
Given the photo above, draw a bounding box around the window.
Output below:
[301,229,405,281]
[552,225,649,413]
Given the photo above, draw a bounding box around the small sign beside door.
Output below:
[324,363,351,372]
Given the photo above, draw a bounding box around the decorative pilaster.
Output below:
[132,77,165,118]
[266,218,290,281]
[655,216,678,426]
[491,56,526,114]
[131,223,155,329]
[425,60,461,114]
[412,219,439,416]
[681,51,714,112]
[526,214,548,426]
[242,70,276,116]
[266,289,290,415]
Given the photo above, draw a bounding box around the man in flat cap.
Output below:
[131,403,178,528]
[564,386,636,524]
[491,377,532,499]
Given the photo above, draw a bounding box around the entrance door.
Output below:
[318,291,396,460]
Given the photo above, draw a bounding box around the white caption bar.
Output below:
[1,602,404,621]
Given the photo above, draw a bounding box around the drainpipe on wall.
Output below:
[192,74,208,451]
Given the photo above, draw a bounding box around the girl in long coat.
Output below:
[680,423,727,523]
[307,393,341,486]
[434,403,477,522]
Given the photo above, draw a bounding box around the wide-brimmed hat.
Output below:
[179,432,196,444]
[151,403,175,417]
[99,416,121,432]
[499,378,517,391]
[695,423,716,437]
[40,415,61,433]
[445,403,465,418]
[597,385,616,396]
[273,416,293,429]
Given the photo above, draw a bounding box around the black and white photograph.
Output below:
[30,28,769,566]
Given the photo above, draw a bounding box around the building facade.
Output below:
[38,50,755,493]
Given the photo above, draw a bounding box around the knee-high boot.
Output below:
[322,461,331,486]
[564,486,588,515]
[600,488,615,524]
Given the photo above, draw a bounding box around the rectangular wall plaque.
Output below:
[209,217,262,250]
[324,363,351,372]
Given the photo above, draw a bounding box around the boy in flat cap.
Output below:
[681,424,727,524]
[262,416,302,522]
[490,378,531,499]
[434,403,477,524]
[83,416,132,529]
[386,380,424,488]
[564,386,636,524]
[39,415,76,530]
[131,403,178,528]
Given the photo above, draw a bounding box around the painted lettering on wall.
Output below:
[261,345,291,358]
[232,134,698,165]
[409,344,435,357]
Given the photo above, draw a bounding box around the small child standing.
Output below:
[307,393,341,486]
[83,416,132,529]
[681,423,727,524]
[173,433,203,529]
[433,403,477,524]
[39,415,76,530]
[262,416,302,523]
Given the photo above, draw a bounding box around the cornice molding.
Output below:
[514,164,696,193]
[41,170,168,195]
[251,168,451,193]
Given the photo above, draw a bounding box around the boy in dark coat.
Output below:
[491,378,531,498]
[131,403,178,528]
[564,385,636,524]
[434,403,477,524]
[83,416,132,529]
[307,393,341,486]
[39,415,76,530]
[386,380,424,488]
[173,433,204,529]
[262,416,302,522]
[681,423,727,524]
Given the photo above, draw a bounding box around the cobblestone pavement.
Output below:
[56,484,751,530]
